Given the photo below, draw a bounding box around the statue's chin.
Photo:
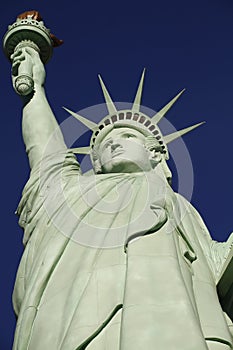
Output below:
[101,158,152,174]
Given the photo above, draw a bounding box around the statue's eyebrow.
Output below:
[102,137,113,147]
[103,137,111,143]
[123,131,137,136]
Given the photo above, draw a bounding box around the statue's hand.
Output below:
[11,47,46,89]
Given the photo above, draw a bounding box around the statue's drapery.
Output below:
[13,150,233,350]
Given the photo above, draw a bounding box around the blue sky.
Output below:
[1,0,233,348]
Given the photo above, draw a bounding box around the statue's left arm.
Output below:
[214,234,233,322]
[176,193,233,320]
[211,233,233,278]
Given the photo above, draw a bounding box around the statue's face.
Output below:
[97,127,153,173]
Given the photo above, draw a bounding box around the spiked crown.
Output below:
[64,70,204,163]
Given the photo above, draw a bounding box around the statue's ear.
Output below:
[149,150,162,168]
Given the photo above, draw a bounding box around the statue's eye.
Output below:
[124,133,136,138]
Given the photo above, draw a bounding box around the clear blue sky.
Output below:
[1,0,233,348]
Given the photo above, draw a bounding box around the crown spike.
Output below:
[69,146,91,154]
[98,75,118,115]
[63,107,97,131]
[164,122,205,144]
[151,89,185,124]
[132,68,146,112]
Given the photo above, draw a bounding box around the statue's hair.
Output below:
[144,136,163,153]
[91,147,103,174]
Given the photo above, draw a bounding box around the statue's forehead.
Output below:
[101,126,146,143]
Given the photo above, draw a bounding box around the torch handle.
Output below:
[13,41,40,96]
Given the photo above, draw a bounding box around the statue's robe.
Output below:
[12,151,233,350]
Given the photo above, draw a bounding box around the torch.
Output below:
[3,10,63,96]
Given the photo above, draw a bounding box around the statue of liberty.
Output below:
[4,11,233,350]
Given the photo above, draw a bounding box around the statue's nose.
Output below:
[111,142,122,151]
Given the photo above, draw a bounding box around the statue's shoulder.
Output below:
[173,192,194,213]
[174,192,200,214]
[173,192,210,232]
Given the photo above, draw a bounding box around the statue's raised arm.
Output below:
[11,47,67,168]
[4,11,66,169]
